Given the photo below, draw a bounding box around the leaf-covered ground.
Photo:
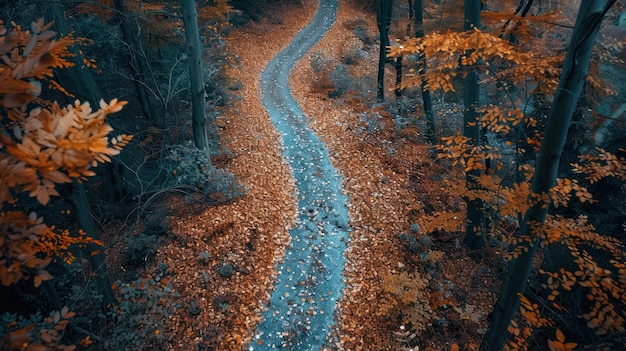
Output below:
[135,1,501,350]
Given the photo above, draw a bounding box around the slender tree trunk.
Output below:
[47,2,128,202]
[376,0,393,102]
[508,0,534,43]
[113,0,155,122]
[181,0,210,151]
[70,182,118,307]
[413,0,434,141]
[480,1,616,349]
[462,0,485,251]
[49,2,120,306]
[395,55,403,101]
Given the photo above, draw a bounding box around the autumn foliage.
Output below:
[1,18,130,348]
[388,7,626,350]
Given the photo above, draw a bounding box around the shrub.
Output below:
[107,274,180,350]
[164,142,245,200]
[125,233,158,269]
[329,63,352,98]
[345,19,374,46]
[310,52,355,98]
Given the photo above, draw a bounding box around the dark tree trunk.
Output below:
[48,2,121,306]
[376,0,393,102]
[70,182,118,307]
[480,1,616,349]
[462,0,485,251]
[49,0,102,106]
[412,0,434,140]
[181,0,210,151]
[51,2,128,203]
[395,55,403,101]
[113,0,155,122]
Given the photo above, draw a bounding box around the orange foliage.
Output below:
[547,329,578,351]
[437,132,502,172]
[504,295,553,351]
[419,76,625,350]
[0,307,77,351]
[481,10,567,49]
[389,29,563,95]
[417,210,465,234]
[0,19,130,290]
[571,148,626,184]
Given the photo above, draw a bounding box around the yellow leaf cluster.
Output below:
[1,20,132,206]
[437,132,501,172]
[417,210,465,235]
[2,99,131,205]
[547,329,578,351]
[0,19,73,109]
[549,178,595,208]
[571,148,626,184]
[479,105,524,134]
[536,214,626,337]
[505,294,554,351]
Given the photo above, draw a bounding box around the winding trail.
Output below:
[248,0,350,349]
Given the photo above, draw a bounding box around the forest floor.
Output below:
[129,0,502,350]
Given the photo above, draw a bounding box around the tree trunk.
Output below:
[113,0,155,122]
[181,0,210,151]
[462,0,485,251]
[49,0,102,106]
[480,1,615,349]
[70,182,118,307]
[376,0,393,102]
[51,3,127,203]
[49,3,120,306]
[413,0,434,141]
[395,55,403,101]
[509,0,534,43]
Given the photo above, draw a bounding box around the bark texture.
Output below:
[462,0,485,251]
[376,0,393,102]
[181,0,210,151]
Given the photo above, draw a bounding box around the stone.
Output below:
[217,264,234,278]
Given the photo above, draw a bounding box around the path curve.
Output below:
[249,0,349,350]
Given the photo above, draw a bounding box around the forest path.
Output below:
[249,0,350,349]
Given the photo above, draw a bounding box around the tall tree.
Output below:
[113,0,155,122]
[407,0,435,142]
[480,0,617,349]
[48,1,122,306]
[376,0,393,102]
[49,0,102,106]
[181,0,210,151]
[462,0,485,251]
[411,0,435,141]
